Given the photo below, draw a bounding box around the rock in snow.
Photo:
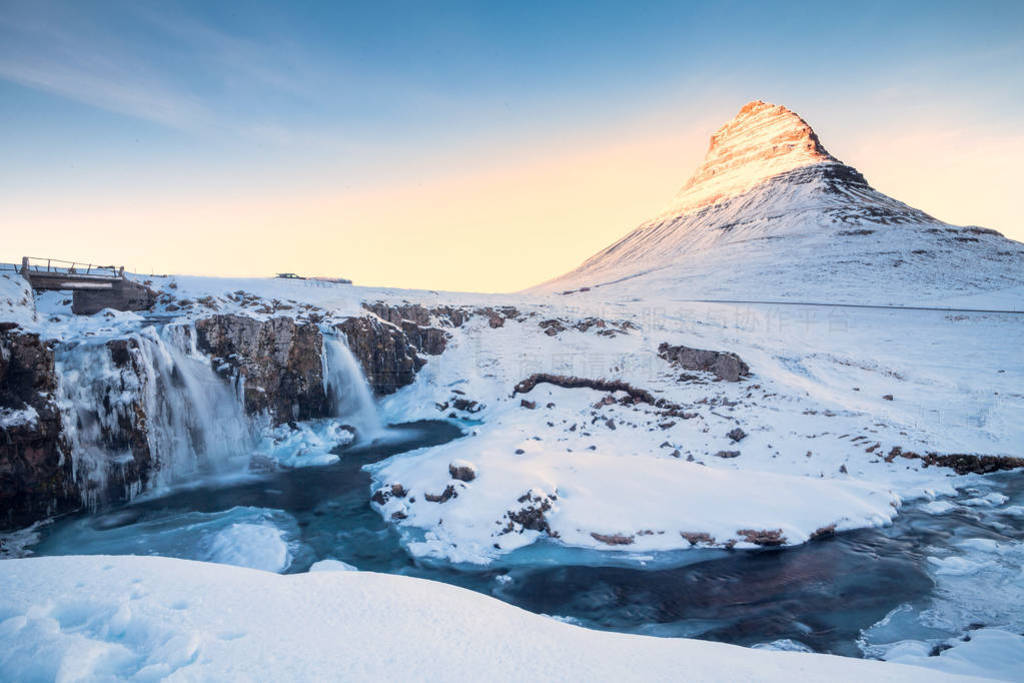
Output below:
[0,555,971,682]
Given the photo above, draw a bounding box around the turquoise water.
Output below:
[30,420,1024,658]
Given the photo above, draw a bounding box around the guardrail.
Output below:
[19,257,123,279]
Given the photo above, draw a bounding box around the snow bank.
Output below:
[0,555,974,681]
[882,629,1024,681]
[0,271,36,327]
[309,558,358,572]
[368,420,900,565]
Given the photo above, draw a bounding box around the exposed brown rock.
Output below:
[514,374,676,409]
[658,342,750,382]
[451,398,482,413]
[0,329,78,530]
[539,319,565,336]
[336,316,425,396]
[726,427,747,442]
[449,462,476,482]
[884,446,1024,475]
[737,528,786,546]
[503,492,554,535]
[424,484,457,503]
[681,532,714,545]
[591,532,635,546]
[195,315,327,423]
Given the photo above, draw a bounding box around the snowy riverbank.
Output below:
[0,555,987,681]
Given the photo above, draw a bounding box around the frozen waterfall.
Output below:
[56,324,255,509]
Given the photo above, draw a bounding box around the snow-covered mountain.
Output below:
[533,101,1024,307]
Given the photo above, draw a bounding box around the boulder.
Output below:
[449,460,476,482]
[657,342,750,382]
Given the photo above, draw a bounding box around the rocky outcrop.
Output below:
[336,316,425,396]
[364,302,465,331]
[195,310,450,409]
[884,446,1024,475]
[658,342,750,382]
[0,327,77,530]
[194,315,328,424]
[737,528,786,547]
[513,374,676,408]
[363,302,522,333]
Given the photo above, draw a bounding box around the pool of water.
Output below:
[27,419,1024,660]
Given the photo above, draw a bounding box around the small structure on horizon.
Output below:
[275,272,352,285]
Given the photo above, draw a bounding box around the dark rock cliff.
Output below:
[339,303,461,395]
[194,315,328,424]
[0,327,77,530]
[336,316,427,396]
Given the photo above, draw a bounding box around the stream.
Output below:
[25,420,1024,662]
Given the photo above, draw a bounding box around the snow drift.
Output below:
[0,555,974,682]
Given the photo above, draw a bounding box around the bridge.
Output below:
[16,257,155,314]
[19,257,126,291]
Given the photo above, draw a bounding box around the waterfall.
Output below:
[321,334,383,438]
[136,324,255,484]
[56,324,255,509]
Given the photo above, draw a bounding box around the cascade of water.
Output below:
[321,334,384,438]
[138,324,255,485]
[56,323,255,509]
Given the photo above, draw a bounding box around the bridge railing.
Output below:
[19,257,123,278]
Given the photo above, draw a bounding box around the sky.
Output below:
[1,0,1022,292]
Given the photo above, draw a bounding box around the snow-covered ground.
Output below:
[3,270,1023,677]
[4,263,1022,564]
[0,555,986,681]
[367,292,1022,564]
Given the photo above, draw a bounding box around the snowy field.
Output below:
[3,264,1024,679]
[0,555,986,681]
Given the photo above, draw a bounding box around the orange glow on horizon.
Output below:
[2,118,1020,293]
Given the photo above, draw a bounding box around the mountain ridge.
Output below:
[531,101,1024,306]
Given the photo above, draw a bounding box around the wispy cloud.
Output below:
[0,1,334,136]
[0,57,212,129]
[0,3,214,129]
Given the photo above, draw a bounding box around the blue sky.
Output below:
[1,0,1022,289]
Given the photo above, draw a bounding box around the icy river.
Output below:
[24,420,1024,665]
